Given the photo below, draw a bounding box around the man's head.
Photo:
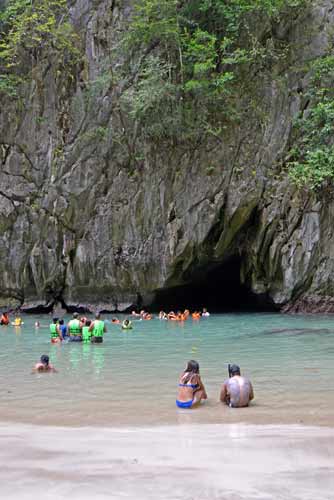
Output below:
[52,317,58,324]
[95,312,101,320]
[229,364,240,377]
[73,312,79,319]
[40,355,49,366]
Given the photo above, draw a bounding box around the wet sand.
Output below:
[1,423,333,499]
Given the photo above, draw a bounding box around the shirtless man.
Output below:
[32,355,57,373]
[220,364,254,408]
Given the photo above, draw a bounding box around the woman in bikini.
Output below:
[176,360,207,408]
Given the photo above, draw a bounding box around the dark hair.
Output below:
[59,319,64,325]
[86,319,91,326]
[53,317,58,323]
[229,364,240,376]
[181,360,200,384]
[185,360,199,374]
[40,355,49,365]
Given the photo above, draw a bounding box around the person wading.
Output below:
[89,313,106,343]
[67,312,82,342]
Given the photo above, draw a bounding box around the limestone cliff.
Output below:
[0,0,334,312]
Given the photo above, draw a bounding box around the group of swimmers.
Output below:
[32,355,254,409]
[49,312,106,343]
[159,308,210,321]
[0,312,24,326]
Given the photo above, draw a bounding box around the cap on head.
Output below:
[230,364,240,375]
[40,354,49,365]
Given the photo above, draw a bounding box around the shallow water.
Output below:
[1,313,334,426]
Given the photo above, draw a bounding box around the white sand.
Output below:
[0,423,333,500]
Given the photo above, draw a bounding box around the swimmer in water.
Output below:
[32,355,57,373]
[220,364,254,408]
[13,316,23,326]
[121,318,133,329]
[0,312,10,325]
[176,360,207,408]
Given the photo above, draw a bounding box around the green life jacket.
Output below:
[92,319,104,337]
[82,326,91,342]
[50,323,58,338]
[68,318,81,335]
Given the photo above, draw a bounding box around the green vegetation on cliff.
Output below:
[288,56,334,190]
[117,0,302,146]
[0,0,79,96]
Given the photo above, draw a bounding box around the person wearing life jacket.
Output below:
[32,354,57,373]
[184,309,190,319]
[168,311,177,320]
[82,319,92,343]
[89,313,106,343]
[50,317,63,343]
[0,312,9,325]
[13,316,23,326]
[192,311,201,320]
[111,317,120,324]
[67,312,82,341]
[121,318,133,330]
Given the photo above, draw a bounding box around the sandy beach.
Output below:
[1,423,333,499]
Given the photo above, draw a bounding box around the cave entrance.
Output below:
[152,255,276,313]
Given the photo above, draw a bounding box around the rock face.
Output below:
[0,0,334,313]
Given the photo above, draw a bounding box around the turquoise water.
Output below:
[1,313,334,426]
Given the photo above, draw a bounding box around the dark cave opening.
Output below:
[151,256,277,313]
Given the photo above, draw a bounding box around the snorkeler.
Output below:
[220,364,254,408]
[121,318,133,330]
[89,313,106,343]
[176,360,207,408]
[32,355,57,373]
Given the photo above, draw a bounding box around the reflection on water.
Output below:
[0,313,334,426]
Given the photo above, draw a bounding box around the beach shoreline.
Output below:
[1,422,333,499]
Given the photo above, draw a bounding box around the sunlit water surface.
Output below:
[1,313,334,426]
